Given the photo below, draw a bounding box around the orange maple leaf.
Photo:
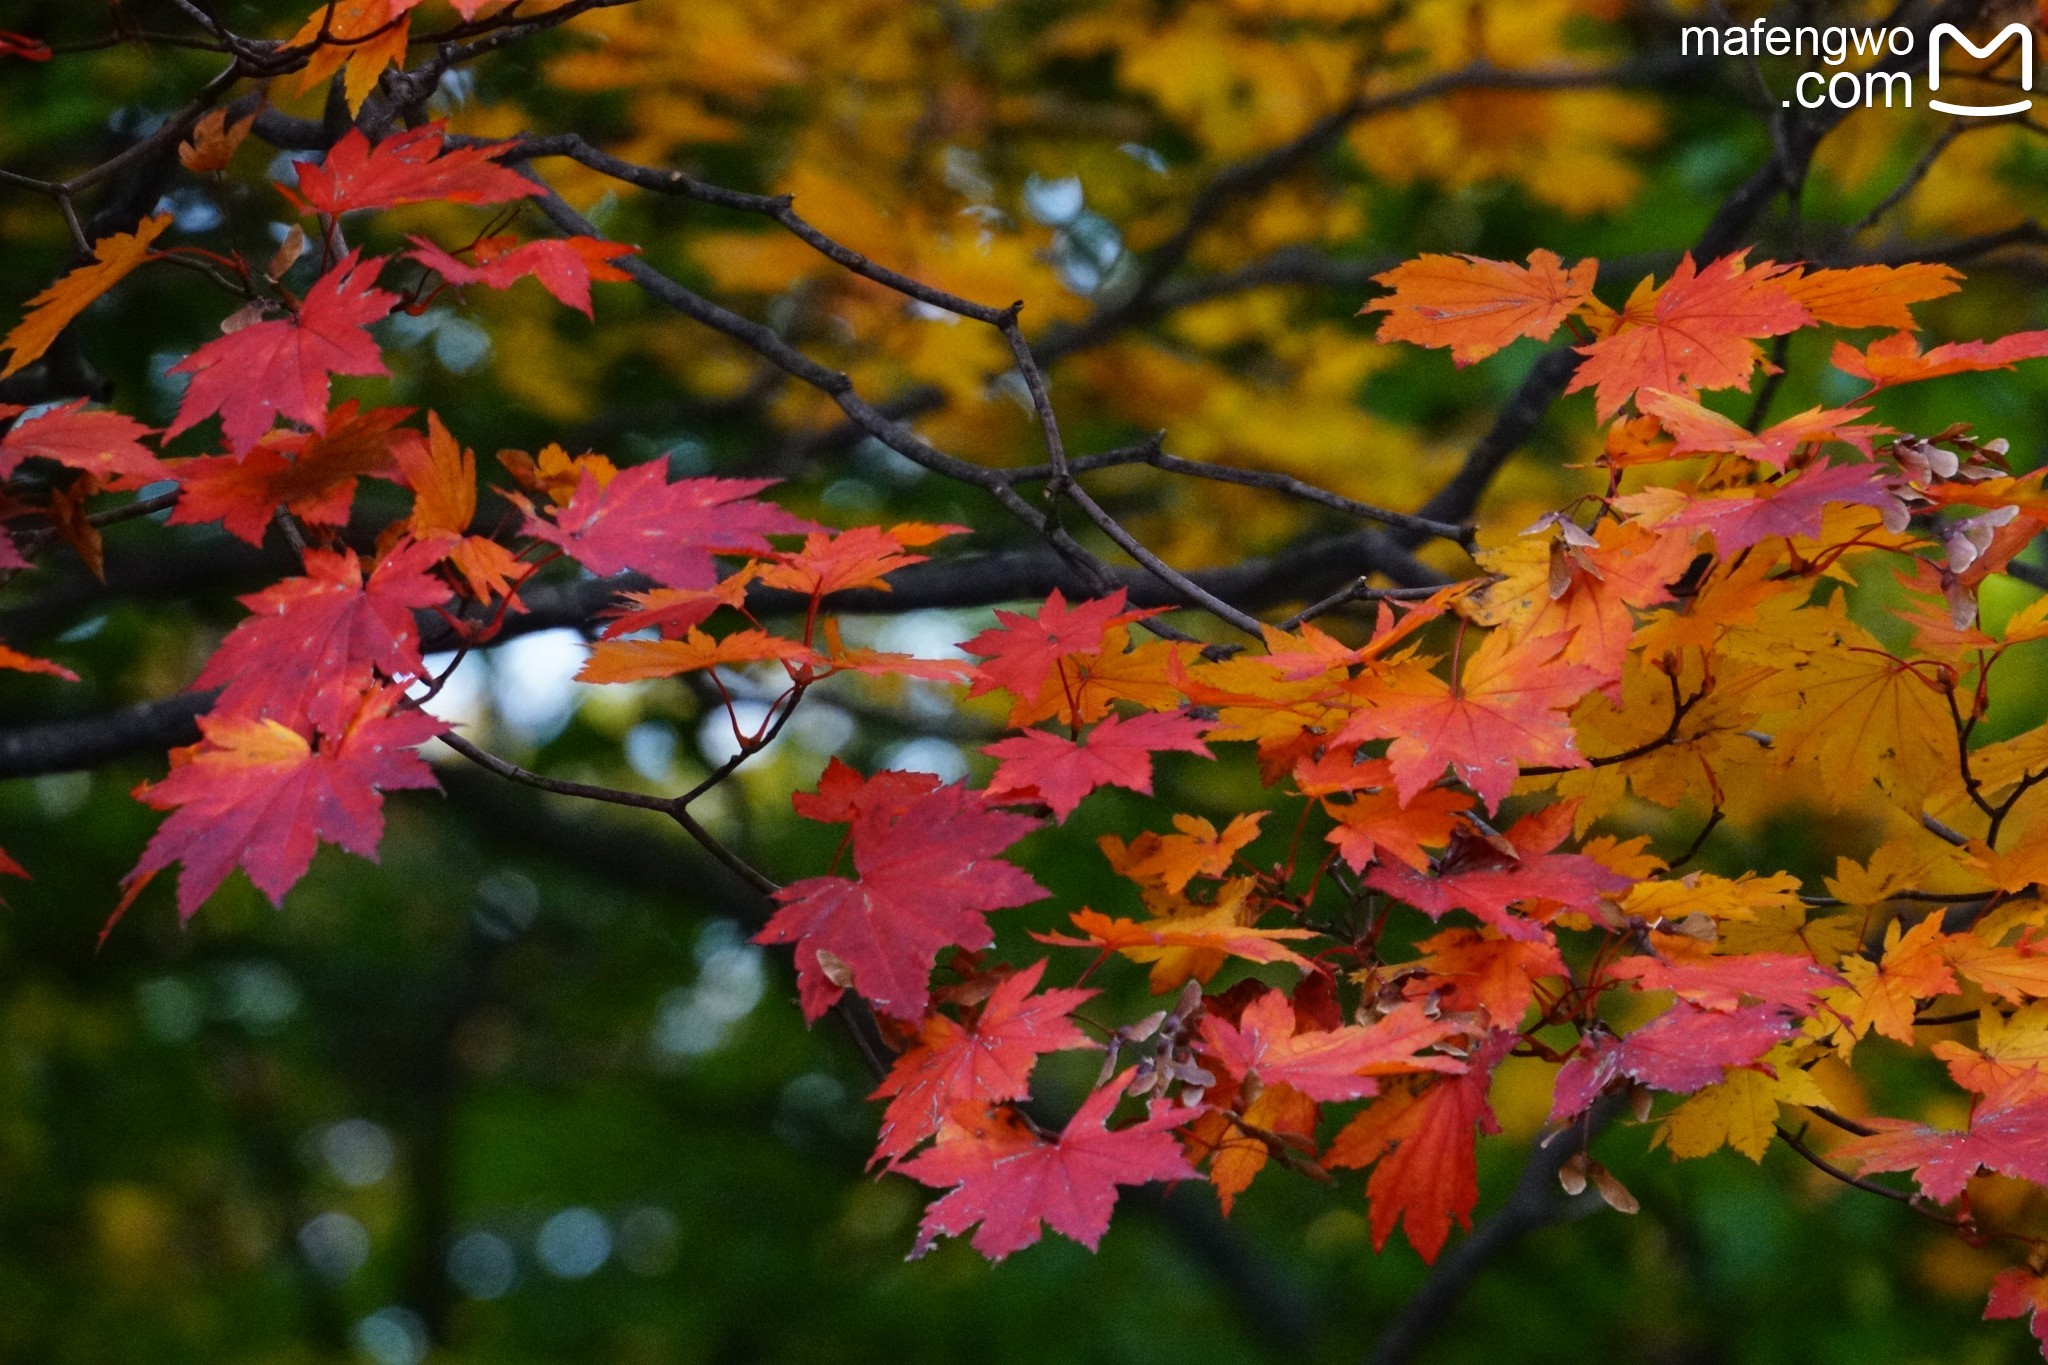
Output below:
[2,213,172,377]
[1365,249,1597,365]
[578,629,818,683]
[1568,252,1810,420]
[1782,262,1961,330]
[1341,629,1600,810]
[1831,329,2048,389]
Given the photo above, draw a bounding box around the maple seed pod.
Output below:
[1628,1085,1655,1124]
[814,947,856,991]
[1589,1162,1640,1215]
[1558,1152,1591,1196]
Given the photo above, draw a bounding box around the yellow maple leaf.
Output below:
[1656,1044,1829,1161]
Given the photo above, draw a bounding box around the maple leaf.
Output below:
[1550,1003,1795,1121]
[170,402,410,545]
[1326,1039,1509,1262]
[1782,262,1961,330]
[1984,1267,2048,1357]
[599,575,755,639]
[1183,1082,1318,1215]
[521,462,812,589]
[0,401,168,489]
[1654,1044,1830,1162]
[287,124,534,217]
[1935,1005,2048,1103]
[1825,913,1958,1048]
[1636,389,1882,470]
[1832,329,2048,389]
[195,542,450,732]
[1604,951,1841,1014]
[166,252,397,454]
[0,642,78,681]
[1323,780,1472,872]
[405,234,638,317]
[1836,1096,2048,1202]
[1408,927,1567,1027]
[1948,938,2048,1008]
[870,960,1097,1166]
[389,412,526,603]
[1100,812,1265,896]
[393,411,473,538]
[1365,250,1597,365]
[899,1072,1198,1261]
[2,214,171,378]
[963,588,1158,708]
[815,618,973,682]
[125,688,444,917]
[178,107,255,175]
[1568,252,1810,420]
[1365,816,1629,943]
[1035,903,1316,988]
[1200,990,1465,1102]
[0,30,50,62]
[288,0,423,113]
[756,522,966,597]
[984,711,1212,819]
[1341,629,1600,811]
[1657,459,1906,556]
[793,757,940,825]
[756,775,1045,1021]
[577,628,818,683]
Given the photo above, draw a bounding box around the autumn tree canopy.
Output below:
[10,1,2048,1362]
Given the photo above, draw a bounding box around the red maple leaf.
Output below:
[1549,1002,1795,1121]
[0,30,51,61]
[792,758,940,824]
[1660,459,1905,555]
[169,401,411,545]
[1199,989,1466,1103]
[1341,629,1601,811]
[195,541,450,732]
[870,959,1097,1166]
[287,125,535,217]
[984,710,1212,819]
[125,687,444,917]
[755,773,1045,1021]
[963,588,1159,704]
[1836,1097,2048,1203]
[1984,1268,2048,1355]
[167,252,397,454]
[0,401,168,489]
[405,234,638,317]
[520,462,813,589]
[1365,807,1629,942]
[1568,252,1811,420]
[1327,1036,1509,1262]
[899,1072,1198,1261]
[1604,951,1840,1014]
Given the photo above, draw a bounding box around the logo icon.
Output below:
[1928,21,2034,117]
